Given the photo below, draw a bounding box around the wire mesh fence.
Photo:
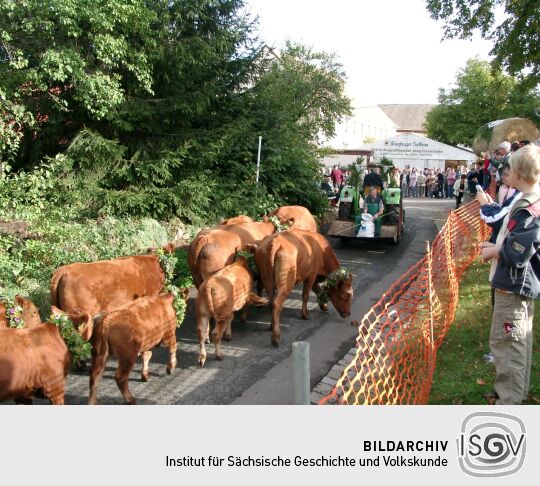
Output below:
[319,198,491,405]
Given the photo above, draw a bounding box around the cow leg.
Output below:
[162,329,177,374]
[115,357,137,405]
[166,340,177,375]
[212,318,231,361]
[312,282,328,311]
[301,277,317,320]
[270,267,295,347]
[141,350,152,382]
[88,353,108,405]
[198,315,210,367]
[48,393,65,405]
[223,318,233,340]
[239,306,248,324]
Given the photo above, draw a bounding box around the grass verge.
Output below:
[428,257,540,405]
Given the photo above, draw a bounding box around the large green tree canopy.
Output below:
[425,58,539,147]
[0,0,351,221]
[425,0,540,86]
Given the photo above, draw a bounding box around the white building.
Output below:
[322,104,476,170]
[368,133,477,170]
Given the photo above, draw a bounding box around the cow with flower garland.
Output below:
[248,229,353,347]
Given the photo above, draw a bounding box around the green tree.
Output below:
[425,0,540,86]
[0,1,351,221]
[425,58,540,146]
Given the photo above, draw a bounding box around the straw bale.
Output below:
[472,117,539,155]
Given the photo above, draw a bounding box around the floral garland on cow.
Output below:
[316,267,352,307]
[2,297,25,328]
[47,313,92,364]
[156,247,192,328]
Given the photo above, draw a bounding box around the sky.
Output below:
[242,0,494,107]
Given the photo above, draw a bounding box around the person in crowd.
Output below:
[321,175,334,193]
[477,166,522,244]
[388,167,400,188]
[453,173,468,208]
[436,168,445,198]
[489,142,511,188]
[416,169,426,199]
[479,144,540,405]
[330,165,343,190]
[409,167,418,197]
[447,167,456,198]
[426,170,437,198]
[362,167,384,195]
[364,186,384,237]
[467,161,483,199]
[401,168,409,197]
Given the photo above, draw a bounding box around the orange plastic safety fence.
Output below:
[320,198,492,405]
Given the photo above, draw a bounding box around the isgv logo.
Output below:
[457,412,526,477]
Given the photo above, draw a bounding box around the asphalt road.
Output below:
[9,198,454,405]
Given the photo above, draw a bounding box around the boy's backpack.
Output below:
[507,194,540,232]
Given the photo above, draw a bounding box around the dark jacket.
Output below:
[491,195,540,298]
[480,192,521,243]
[363,172,384,189]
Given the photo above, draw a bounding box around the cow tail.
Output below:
[246,293,269,307]
[50,269,65,308]
[91,314,110,359]
[258,240,279,299]
[188,234,209,288]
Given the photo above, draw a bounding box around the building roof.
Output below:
[378,104,436,132]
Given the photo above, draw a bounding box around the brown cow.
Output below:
[251,229,352,346]
[219,215,254,225]
[0,325,71,404]
[50,254,165,316]
[188,208,315,289]
[265,205,317,232]
[188,221,276,288]
[87,294,178,405]
[0,295,41,329]
[196,257,268,367]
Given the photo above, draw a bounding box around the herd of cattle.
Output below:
[0,205,353,405]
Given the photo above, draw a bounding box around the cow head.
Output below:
[323,269,353,319]
[15,295,42,327]
[51,306,94,341]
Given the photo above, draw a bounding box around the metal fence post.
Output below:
[293,341,310,405]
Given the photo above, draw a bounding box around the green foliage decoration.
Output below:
[267,215,291,233]
[235,249,258,275]
[47,313,92,363]
[155,247,192,327]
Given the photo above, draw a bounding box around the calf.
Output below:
[88,294,178,405]
[0,325,70,404]
[0,295,41,329]
[196,258,267,367]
